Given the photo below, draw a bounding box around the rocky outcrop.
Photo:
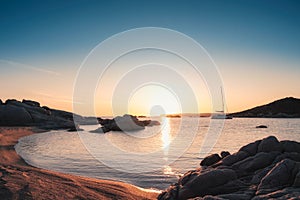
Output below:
[91,114,160,133]
[158,136,300,200]
[0,99,94,130]
[0,104,33,125]
[229,97,300,118]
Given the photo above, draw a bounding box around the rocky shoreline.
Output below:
[0,99,160,133]
[158,136,300,200]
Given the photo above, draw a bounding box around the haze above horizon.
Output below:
[1,0,299,116]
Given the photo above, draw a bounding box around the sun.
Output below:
[128,84,181,116]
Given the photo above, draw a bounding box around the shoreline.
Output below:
[0,127,159,199]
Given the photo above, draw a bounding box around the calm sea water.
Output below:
[15,118,300,190]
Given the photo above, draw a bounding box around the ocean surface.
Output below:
[15,117,300,190]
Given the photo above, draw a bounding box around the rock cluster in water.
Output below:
[158,136,300,200]
[0,99,95,130]
[91,114,160,133]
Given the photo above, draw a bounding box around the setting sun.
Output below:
[128,84,181,116]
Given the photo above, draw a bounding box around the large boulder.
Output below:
[4,99,18,104]
[22,99,40,107]
[232,152,279,176]
[178,169,237,199]
[92,114,159,133]
[200,154,222,167]
[0,104,33,126]
[273,152,300,163]
[281,140,300,153]
[257,136,282,153]
[251,165,274,185]
[178,169,201,186]
[253,187,300,200]
[257,159,298,194]
[219,151,249,166]
[112,115,145,131]
[239,140,261,156]
[293,170,300,187]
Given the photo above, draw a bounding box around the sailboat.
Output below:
[211,87,233,119]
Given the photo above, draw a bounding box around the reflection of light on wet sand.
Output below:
[163,165,175,175]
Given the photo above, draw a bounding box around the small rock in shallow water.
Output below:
[256,125,268,128]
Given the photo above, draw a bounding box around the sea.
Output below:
[15,117,300,190]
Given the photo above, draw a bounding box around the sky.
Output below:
[0,0,300,116]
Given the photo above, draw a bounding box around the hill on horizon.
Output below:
[229,97,300,118]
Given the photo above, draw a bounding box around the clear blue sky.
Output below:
[1,0,300,114]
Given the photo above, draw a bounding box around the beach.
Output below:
[0,127,159,200]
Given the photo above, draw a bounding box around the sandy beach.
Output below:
[0,127,159,199]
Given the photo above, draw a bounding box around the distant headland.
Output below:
[229,97,300,118]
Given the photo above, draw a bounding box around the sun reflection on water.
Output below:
[163,165,175,175]
[161,117,171,149]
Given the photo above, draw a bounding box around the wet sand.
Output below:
[0,127,159,199]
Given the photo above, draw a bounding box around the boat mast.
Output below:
[221,86,224,113]
[215,87,225,113]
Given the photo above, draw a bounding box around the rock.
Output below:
[232,152,278,176]
[113,115,145,131]
[22,99,40,107]
[0,104,33,126]
[273,152,300,163]
[179,169,201,186]
[159,137,300,200]
[147,120,161,126]
[219,151,249,166]
[201,154,222,167]
[157,184,180,200]
[0,99,85,130]
[50,109,74,121]
[239,140,261,156]
[4,99,17,104]
[200,195,226,200]
[67,124,84,132]
[0,99,2,104]
[253,187,300,199]
[204,179,247,196]
[256,125,268,128]
[93,114,159,133]
[178,169,237,199]
[218,192,254,200]
[293,170,300,187]
[257,136,282,153]
[90,127,107,133]
[251,165,274,185]
[230,97,300,118]
[281,140,300,153]
[42,106,50,110]
[257,159,297,194]
[220,151,230,158]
